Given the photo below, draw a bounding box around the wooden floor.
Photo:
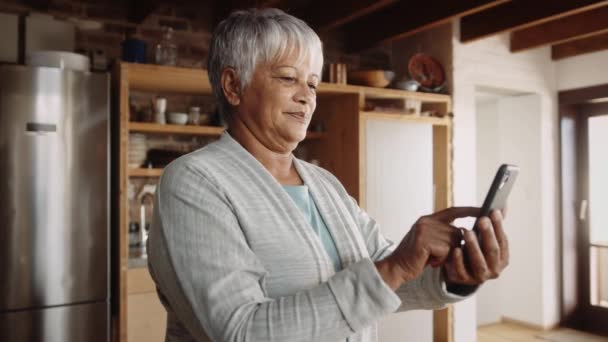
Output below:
[478,322,608,342]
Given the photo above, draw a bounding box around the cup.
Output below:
[154,97,167,124]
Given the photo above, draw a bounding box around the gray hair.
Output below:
[207,8,323,117]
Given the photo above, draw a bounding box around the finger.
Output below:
[490,209,510,265]
[415,217,462,247]
[501,204,508,219]
[445,247,475,285]
[432,207,481,223]
[463,230,490,283]
[477,217,501,278]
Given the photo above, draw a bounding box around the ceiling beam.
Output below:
[24,0,50,11]
[342,0,507,53]
[511,5,608,52]
[293,0,396,32]
[460,0,608,43]
[552,31,608,60]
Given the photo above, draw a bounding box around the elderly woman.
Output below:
[148,8,509,342]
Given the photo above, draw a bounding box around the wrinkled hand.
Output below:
[376,207,480,290]
[443,209,509,286]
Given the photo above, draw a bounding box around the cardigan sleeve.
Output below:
[346,195,473,311]
[147,159,401,342]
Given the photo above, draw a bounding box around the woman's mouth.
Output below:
[285,112,307,123]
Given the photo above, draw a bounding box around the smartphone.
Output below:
[473,164,519,239]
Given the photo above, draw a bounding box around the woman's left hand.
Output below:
[442,209,509,286]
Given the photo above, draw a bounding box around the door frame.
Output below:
[558,84,608,336]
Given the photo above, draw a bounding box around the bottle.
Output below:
[154,97,167,124]
[155,26,178,66]
[128,222,140,247]
[188,106,201,125]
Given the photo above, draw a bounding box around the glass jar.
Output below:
[155,27,178,66]
[188,106,201,125]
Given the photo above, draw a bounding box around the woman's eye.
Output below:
[281,76,296,82]
[308,83,317,91]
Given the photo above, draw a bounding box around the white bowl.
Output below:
[167,112,188,125]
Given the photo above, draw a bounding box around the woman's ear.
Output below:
[220,67,241,107]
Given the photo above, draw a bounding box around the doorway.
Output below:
[474,86,546,327]
[559,85,608,336]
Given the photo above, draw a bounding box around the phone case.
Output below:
[474,164,519,233]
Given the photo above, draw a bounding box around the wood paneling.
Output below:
[344,0,507,52]
[511,5,608,52]
[552,31,608,60]
[460,0,608,43]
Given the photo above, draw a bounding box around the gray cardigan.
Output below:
[147,132,466,342]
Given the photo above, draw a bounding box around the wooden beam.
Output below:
[343,0,508,53]
[24,0,50,10]
[552,31,608,59]
[292,0,396,32]
[460,0,608,43]
[127,0,161,23]
[511,5,608,52]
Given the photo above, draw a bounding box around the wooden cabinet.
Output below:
[113,62,452,341]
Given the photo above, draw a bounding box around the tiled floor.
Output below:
[478,322,608,342]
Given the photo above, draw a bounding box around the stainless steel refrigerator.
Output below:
[0,65,110,341]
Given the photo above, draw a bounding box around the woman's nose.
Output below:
[294,84,313,104]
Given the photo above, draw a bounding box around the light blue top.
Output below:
[283,185,342,272]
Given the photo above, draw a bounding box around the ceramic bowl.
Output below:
[393,79,420,92]
[167,112,188,125]
[348,70,395,88]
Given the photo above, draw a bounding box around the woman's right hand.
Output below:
[375,207,480,290]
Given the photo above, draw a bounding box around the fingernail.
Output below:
[481,217,491,229]
[492,210,502,220]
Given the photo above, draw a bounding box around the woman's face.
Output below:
[235,50,322,152]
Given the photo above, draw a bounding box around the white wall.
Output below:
[475,94,545,326]
[451,22,561,339]
[364,119,434,342]
[556,50,608,90]
[474,100,502,326]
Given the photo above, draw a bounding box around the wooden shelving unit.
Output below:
[114,62,223,342]
[113,62,453,342]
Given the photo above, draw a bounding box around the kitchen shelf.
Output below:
[128,122,327,139]
[128,122,225,136]
[360,111,451,126]
[129,168,163,177]
[317,82,451,103]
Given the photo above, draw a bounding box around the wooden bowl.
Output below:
[348,70,395,88]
